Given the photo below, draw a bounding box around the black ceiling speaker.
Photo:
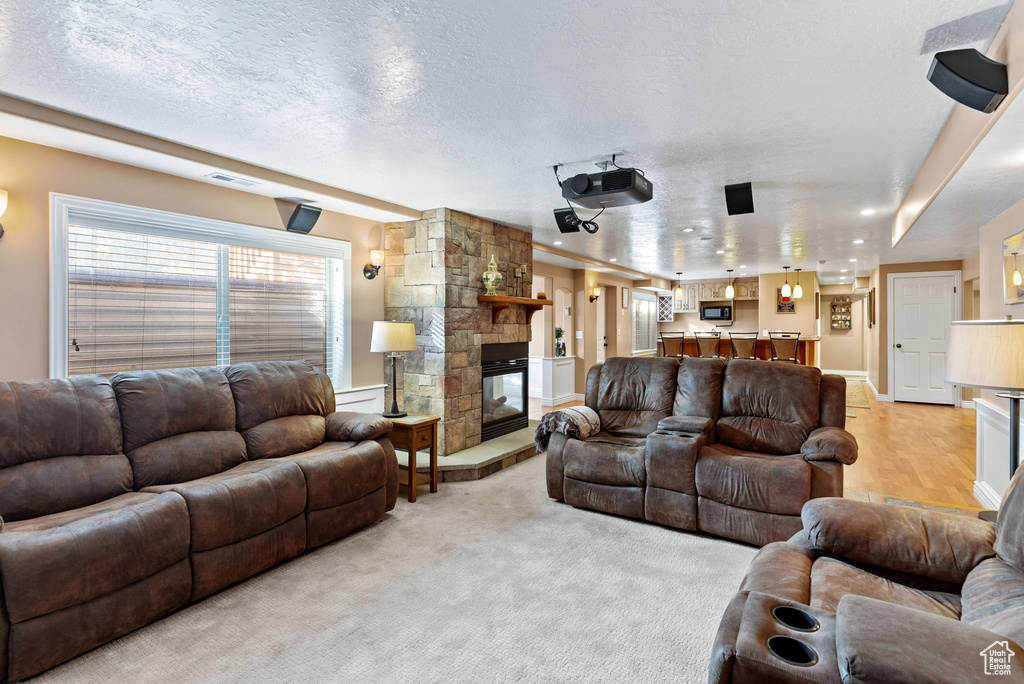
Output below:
[927,48,1008,113]
[286,204,322,234]
[724,182,754,216]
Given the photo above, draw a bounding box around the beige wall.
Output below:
[533,261,576,358]
[0,136,386,386]
[757,271,820,337]
[865,260,963,396]
[820,294,866,372]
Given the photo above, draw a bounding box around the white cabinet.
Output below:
[673,283,699,312]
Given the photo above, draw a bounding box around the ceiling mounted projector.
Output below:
[927,48,1007,113]
[561,167,653,209]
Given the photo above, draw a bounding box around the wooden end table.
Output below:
[388,414,439,502]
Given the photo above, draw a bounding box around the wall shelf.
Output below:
[478,295,553,324]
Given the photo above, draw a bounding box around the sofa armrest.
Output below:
[837,595,1019,683]
[326,412,393,442]
[645,429,708,495]
[656,415,713,436]
[800,427,858,465]
[794,498,996,585]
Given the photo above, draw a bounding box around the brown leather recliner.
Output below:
[545,357,856,546]
[0,361,397,681]
[710,467,1024,683]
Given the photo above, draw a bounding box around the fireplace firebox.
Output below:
[481,342,529,441]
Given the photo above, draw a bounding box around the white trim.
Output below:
[975,398,1021,506]
[864,375,891,402]
[821,369,867,376]
[962,400,976,410]
[574,393,586,402]
[975,480,1003,510]
[886,269,961,406]
[335,384,386,414]
[49,193,353,386]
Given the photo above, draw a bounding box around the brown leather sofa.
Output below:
[546,357,856,546]
[710,469,1024,683]
[0,361,396,681]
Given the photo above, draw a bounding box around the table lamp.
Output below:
[371,321,417,418]
[946,318,1024,521]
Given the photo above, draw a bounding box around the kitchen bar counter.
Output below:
[665,335,820,367]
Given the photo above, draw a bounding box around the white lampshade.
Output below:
[781,282,792,298]
[0,189,7,217]
[369,249,385,268]
[674,285,684,300]
[792,283,803,299]
[370,321,417,353]
[725,283,735,299]
[946,320,1024,390]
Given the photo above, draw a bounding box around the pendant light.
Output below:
[792,269,804,299]
[724,269,735,299]
[674,272,684,300]
[781,266,792,298]
[1014,253,1022,286]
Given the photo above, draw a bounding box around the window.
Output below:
[632,292,658,354]
[52,195,350,386]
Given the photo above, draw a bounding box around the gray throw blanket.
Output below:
[534,406,601,451]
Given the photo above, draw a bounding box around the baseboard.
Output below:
[541,391,577,407]
[335,384,386,414]
[975,480,1002,509]
[821,369,866,376]
[528,388,542,399]
[961,400,976,409]
[865,376,891,402]
[574,393,586,402]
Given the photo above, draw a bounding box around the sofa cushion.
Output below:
[716,359,821,455]
[142,459,306,552]
[673,357,726,420]
[587,357,678,437]
[280,440,387,511]
[112,367,246,488]
[0,492,189,623]
[962,557,1024,647]
[0,376,129,521]
[226,361,332,458]
[810,557,961,620]
[696,444,810,515]
[563,435,646,487]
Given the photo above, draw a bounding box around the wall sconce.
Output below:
[0,189,7,240]
[363,249,385,279]
[590,286,604,303]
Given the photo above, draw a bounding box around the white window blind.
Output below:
[53,195,350,386]
[632,293,658,354]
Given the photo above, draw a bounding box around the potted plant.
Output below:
[554,327,566,357]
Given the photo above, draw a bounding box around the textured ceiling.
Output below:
[0,0,1008,283]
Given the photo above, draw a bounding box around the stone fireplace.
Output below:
[383,208,532,456]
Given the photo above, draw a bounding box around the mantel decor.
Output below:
[482,255,502,295]
[477,295,552,324]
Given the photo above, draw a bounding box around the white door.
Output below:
[892,273,957,405]
[596,291,606,363]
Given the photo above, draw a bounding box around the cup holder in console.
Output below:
[771,606,820,632]
[766,635,819,667]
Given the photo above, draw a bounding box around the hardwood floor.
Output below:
[529,383,981,510]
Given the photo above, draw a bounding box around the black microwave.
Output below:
[700,305,732,321]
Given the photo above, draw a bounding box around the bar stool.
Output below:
[769,331,801,363]
[729,332,759,360]
[659,333,684,359]
[694,331,722,358]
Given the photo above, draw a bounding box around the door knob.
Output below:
[895,343,902,348]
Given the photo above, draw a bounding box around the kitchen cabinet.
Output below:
[672,283,699,312]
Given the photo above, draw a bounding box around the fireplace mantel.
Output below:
[477,295,553,324]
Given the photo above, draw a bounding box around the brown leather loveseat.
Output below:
[710,468,1024,683]
[545,357,856,546]
[0,361,397,681]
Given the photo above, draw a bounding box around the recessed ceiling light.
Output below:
[716,250,725,254]
[853,239,864,244]
[683,228,694,233]
[610,258,617,262]
[740,273,746,276]
[739,264,747,268]
[860,209,876,216]
[840,277,846,281]
[841,269,848,273]
[849,258,857,262]
[553,241,562,246]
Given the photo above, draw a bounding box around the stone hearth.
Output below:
[383,208,533,456]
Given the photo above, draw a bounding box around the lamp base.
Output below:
[382,410,407,419]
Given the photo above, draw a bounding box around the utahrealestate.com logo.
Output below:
[981,641,1016,676]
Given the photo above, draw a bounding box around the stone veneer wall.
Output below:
[383,208,533,456]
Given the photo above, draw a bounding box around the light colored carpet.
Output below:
[842,376,870,409]
[37,456,756,684]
